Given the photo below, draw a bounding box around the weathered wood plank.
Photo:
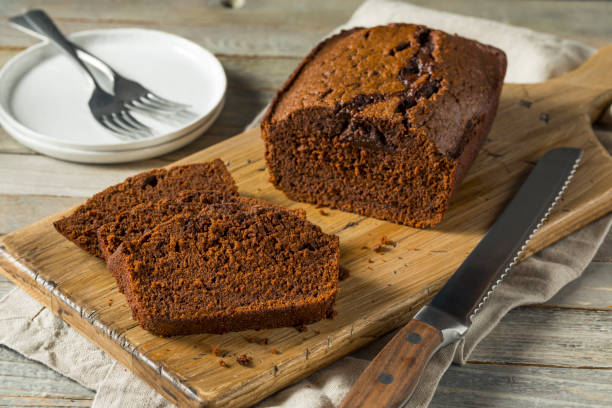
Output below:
[0,397,91,407]
[0,0,361,31]
[0,195,85,235]
[0,155,167,197]
[0,345,94,406]
[432,363,612,408]
[470,307,612,368]
[0,20,329,58]
[0,1,610,57]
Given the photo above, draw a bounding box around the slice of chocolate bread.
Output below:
[108,200,339,335]
[98,192,279,295]
[97,190,231,262]
[261,23,507,228]
[54,160,237,258]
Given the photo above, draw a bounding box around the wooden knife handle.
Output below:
[340,319,443,408]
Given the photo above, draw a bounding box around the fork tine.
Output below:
[130,100,198,123]
[137,96,182,112]
[136,97,200,122]
[121,110,153,135]
[114,112,152,138]
[174,109,199,120]
[147,92,191,109]
[127,102,186,125]
[97,117,131,141]
[109,113,137,134]
[103,115,139,139]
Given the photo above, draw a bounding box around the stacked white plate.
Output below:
[0,28,226,163]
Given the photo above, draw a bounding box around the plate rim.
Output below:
[3,98,224,164]
[0,27,227,151]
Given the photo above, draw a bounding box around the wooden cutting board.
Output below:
[2,45,612,408]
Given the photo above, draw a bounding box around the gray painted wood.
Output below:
[432,363,612,408]
[0,0,611,407]
[471,307,612,367]
[0,194,85,235]
[0,345,94,407]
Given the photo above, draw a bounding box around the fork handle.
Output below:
[11,10,102,87]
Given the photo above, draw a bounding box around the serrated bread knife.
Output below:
[340,147,583,408]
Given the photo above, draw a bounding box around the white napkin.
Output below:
[0,1,607,407]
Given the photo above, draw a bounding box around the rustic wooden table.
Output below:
[0,1,610,407]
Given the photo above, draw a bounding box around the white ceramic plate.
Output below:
[4,98,224,164]
[0,28,226,152]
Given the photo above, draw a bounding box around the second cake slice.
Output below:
[108,200,340,336]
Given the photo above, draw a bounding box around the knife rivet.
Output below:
[406,333,421,344]
[378,373,394,384]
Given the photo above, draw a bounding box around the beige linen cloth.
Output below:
[1,1,610,407]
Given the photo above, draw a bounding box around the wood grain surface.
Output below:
[1,42,611,407]
[1,1,612,407]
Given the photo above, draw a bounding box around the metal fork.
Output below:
[9,10,152,139]
[13,10,196,121]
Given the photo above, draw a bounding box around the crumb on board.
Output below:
[314,329,321,335]
[318,209,328,216]
[368,258,374,263]
[236,354,252,367]
[212,345,221,356]
[372,235,395,253]
[257,338,269,345]
[296,324,308,332]
[107,299,113,306]
[380,235,394,246]
[270,347,280,354]
[219,359,228,368]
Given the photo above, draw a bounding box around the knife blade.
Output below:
[340,147,583,408]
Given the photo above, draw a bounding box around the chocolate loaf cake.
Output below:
[261,24,506,227]
[54,160,237,258]
[108,200,339,335]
